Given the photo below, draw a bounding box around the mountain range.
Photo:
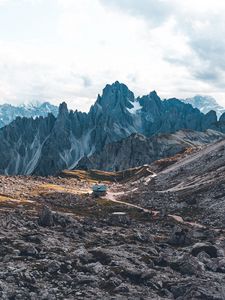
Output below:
[0,93,224,129]
[0,102,58,128]
[1,81,225,176]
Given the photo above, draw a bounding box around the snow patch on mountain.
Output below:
[127,100,142,114]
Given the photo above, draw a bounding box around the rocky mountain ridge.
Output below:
[76,129,225,171]
[1,81,225,176]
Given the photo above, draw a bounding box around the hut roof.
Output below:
[92,184,107,192]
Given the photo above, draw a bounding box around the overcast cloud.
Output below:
[0,0,225,110]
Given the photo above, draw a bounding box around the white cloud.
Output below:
[0,0,8,4]
[0,0,225,110]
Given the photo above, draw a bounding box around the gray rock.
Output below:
[191,243,218,258]
[47,261,61,274]
[38,206,54,227]
[170,254,204,275]
[19,245,39,257]
[108,212,131,226]
[90,248,112,265]
[83,262,104,275]
[114,283,130,293]
[168,227,190,246]
[197,251,211,263]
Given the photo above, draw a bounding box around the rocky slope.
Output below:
[125,137,225,228]
[182,95,225,117]
[1,144,225,299]
[1,81,225,176]
[76,129,225,171]
[0,102,58,128]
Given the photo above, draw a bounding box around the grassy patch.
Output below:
[96,198,116,207]
[0,194,14,202]
[37,184,91,196]
[61,166,154,183]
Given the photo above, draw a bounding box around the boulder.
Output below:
[38,206,54,227]
[191,243,218,258]
[170,254,204,275]
[107,212,131,226]
[168,227,190,246]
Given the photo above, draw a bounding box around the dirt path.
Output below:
[105,191,205,228]
[106,191,158,215]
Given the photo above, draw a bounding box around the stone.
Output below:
[90,248,112,265]
[20,245,39,257]
[85,262,104,274]
[108,212,131,226]
[47,261,61,274]
[170,254,204,275]
[168,227,190,246]
[197,251,211,263]
[114,283,130,293]
[191,243,218,258]
[38,206,54,227]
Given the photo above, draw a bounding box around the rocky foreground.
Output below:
[0,142,225,299]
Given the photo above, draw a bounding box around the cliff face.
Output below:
[1,81,225,176]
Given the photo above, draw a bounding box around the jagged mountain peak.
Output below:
[58,102,69,115]
[149,90,159,98]
[97,81,135,109]
[139,90,162,106]
[103,80,129,91]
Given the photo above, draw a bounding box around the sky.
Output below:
[0,0,225,110]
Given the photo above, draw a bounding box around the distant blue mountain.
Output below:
[182,95,225,117]
[0,102,58,128]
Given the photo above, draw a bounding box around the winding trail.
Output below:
[105,191,205,228]
[106,191,158,216]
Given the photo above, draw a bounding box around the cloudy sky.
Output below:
[0,0,225,110]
